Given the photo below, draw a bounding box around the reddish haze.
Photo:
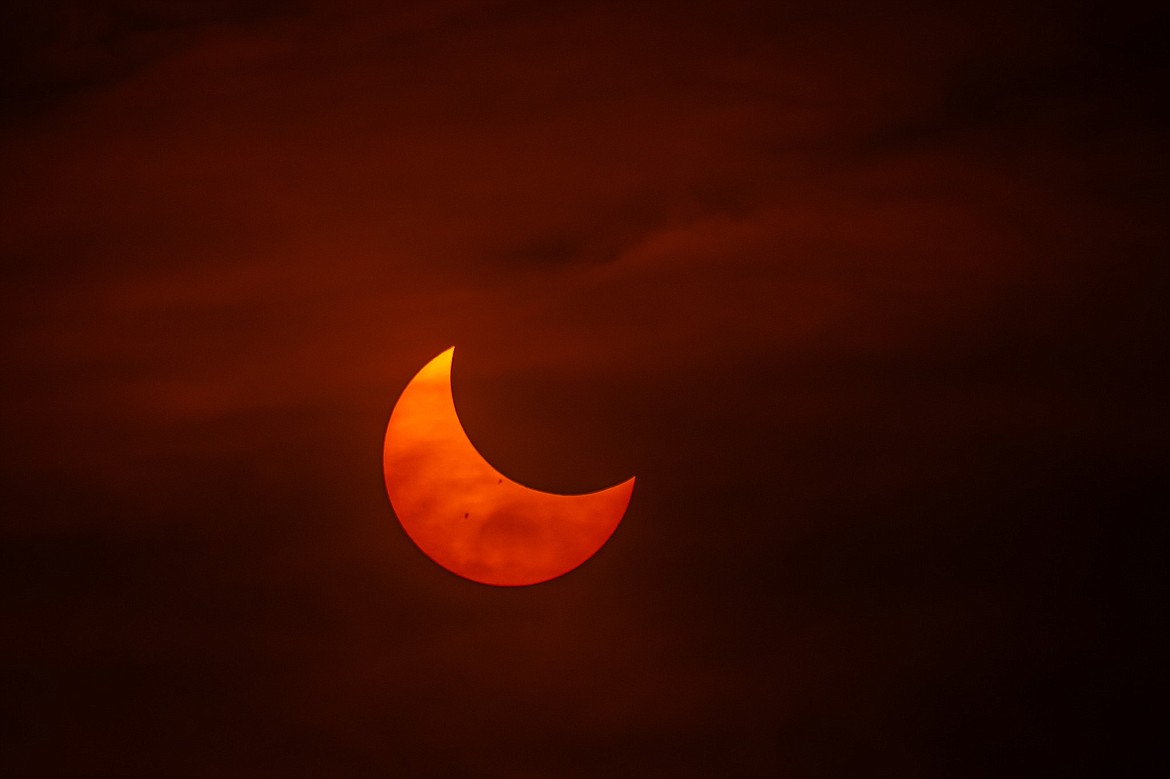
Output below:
[1,1,1164,777]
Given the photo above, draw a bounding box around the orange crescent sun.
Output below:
[383,348,635,586]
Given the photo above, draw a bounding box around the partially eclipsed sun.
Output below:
[383,348,635,586]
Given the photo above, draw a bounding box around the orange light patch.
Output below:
[383,348,634,586]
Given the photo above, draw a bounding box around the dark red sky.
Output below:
[2,1,1165,776]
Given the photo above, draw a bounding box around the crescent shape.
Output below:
[383,348,635,586]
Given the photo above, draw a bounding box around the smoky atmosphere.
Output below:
[1,1,1165,777]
